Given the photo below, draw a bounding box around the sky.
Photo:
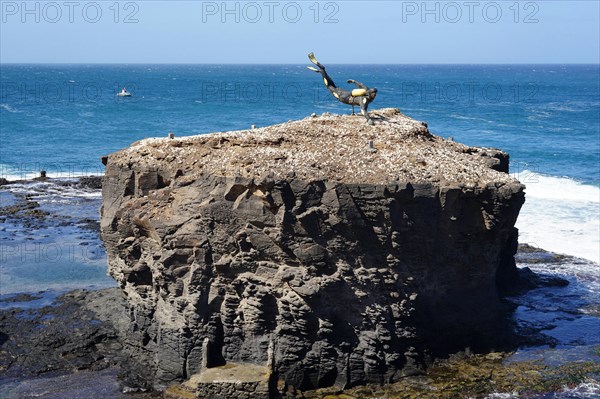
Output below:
[0,0,599,64]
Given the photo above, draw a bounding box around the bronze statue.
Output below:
[307,52,378,125]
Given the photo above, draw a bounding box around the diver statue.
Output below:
[307,52,378,125]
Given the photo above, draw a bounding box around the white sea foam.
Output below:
[557,381,600,398]
[512,171,600,264]
[449,114,494,124]
[5,181,102,200]
[0,103,19,113]
[482,393,519,399]
[480,381,600,398]
[0,164,103,181]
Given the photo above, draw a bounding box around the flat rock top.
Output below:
[110,108,516,186]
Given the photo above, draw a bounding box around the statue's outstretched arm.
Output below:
[347,79,368,89]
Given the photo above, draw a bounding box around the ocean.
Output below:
[0,64,599,397]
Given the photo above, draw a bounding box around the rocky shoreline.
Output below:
[0,175,103,233]
[0,288,160,398]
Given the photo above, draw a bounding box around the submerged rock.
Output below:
[100,109,525,391]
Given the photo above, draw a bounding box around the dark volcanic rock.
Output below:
[498,244,571,296]
[0,288,164,398]
[0,289,127,378]
[79,176,103,190]
[0,293,43,303]
[100,109,526,391]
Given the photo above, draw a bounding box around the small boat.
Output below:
[117,87,132,97]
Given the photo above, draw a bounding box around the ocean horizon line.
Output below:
[2,62,599,67]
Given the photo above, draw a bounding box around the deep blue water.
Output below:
[1,64,599,184]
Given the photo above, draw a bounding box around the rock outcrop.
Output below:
[100,108,525,391]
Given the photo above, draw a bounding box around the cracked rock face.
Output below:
[100,109,525,390]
